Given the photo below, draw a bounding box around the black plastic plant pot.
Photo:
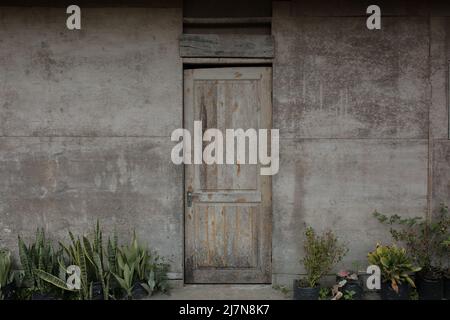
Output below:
[444,276,450,300]
[342,281,363,300]
[1,283,16,300]
[131,282,148,300]
[380,282,410,300]
[91,281,104,300]
[31,292,57,300]
[417,275,444,300]
[293,280,320,300]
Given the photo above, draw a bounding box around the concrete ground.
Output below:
[148,285,290,300]
[146,284,382,300]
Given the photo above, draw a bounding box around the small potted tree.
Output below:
[368,244,420,300]
[443,236,450,300]
[293,227,347,300]
[373,204,450,300]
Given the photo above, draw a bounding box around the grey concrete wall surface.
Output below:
[0,0,449,289]
[272,0,447,286]
[0,7,184,279]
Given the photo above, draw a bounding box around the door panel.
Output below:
[184,67,272,283]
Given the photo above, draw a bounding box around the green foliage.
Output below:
[112,232,170,298]
[58,231,90,299]
[112,254,135,299]
[81,221,110,300]
[32,269,74,291]
[300,226,348,288]
[373,203,450,277]
[367,244,421,293]
[272,284,290,297]
[343,290,356,300]
[53,221,115,300]
[18,229,62,296]
[146,251,170,294]
[6,222,169,300]
[0,249,14,300]
[318,287,331,300]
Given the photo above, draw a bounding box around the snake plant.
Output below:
[112,232,170,297]
[18,229,61,295]
[0,249,14,299]
[112,253,136,299]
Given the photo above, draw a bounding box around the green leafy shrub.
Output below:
[299,226,348,288]
[373,203,450,278]
[367,244,420,293]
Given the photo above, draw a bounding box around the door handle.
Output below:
[187,191,193,207]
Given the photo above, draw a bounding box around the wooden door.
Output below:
[184,67,272,283]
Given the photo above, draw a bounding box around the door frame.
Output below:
[182,60,274,284]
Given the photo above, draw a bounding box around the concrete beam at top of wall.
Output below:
[280,0,429,17]
[276,0,450,18]
[0,7,182,137]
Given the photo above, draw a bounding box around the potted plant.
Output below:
[29,222,169,300]
[368,244,420,300]
[0,249,15,300]
[293,226,347,300]
[18,229,62,300]
[336,269,363,300]
[442,236,450,300]
[373,204,449,300]
[112,232,169,299]
[35,222,116,300]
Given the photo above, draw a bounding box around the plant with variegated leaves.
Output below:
[367,244,421,293]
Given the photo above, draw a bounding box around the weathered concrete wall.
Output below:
[0,7,183,280]
[430,17,450,217]
[272,1,430,286]
[1,1,449,289]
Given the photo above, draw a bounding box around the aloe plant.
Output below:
[368,244,421,293]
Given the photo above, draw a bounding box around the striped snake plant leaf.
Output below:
[82,236,95,266]
[33,269,74,291]
[18,236,32,279]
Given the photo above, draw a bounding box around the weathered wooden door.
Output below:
[184,67,272,283]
